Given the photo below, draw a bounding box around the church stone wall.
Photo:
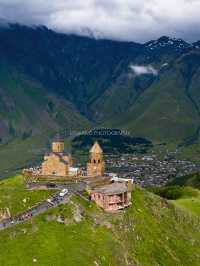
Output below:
[87,161,105,176]
[41,154,68,177]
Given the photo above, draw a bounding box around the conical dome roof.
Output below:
[90,141,103,153]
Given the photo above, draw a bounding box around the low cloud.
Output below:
[130,64,158,76]
[0,1,200,42]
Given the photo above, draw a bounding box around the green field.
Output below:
[173,197,200,215]
[149,185,200,216]
[0,175,54,216]
[171,187,200,216]
[0,176,199,266]
[165,172,200,215]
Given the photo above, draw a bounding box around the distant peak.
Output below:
[145,36,192,51]
[157,36,171,42]
[192,40,200,49]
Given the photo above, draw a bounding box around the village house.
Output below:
[90,182,131,211]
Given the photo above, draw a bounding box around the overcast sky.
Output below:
[0,0,199,43]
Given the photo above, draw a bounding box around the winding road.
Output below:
[0,182,86,231]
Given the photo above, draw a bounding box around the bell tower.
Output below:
[87,141,105,177]
[52,136,64,153]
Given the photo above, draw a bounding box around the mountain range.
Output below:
[1,24,200,173]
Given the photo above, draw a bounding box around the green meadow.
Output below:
[0,175,54,216]
[171,187,200,216]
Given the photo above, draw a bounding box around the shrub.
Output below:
[149,186,184,200]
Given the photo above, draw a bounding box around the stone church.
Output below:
[24,138,133,212]
[41,137,72,177]
[41,139,105,178]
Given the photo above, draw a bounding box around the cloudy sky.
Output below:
[0,0,199,42]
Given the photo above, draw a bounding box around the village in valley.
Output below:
[105,153,199,187]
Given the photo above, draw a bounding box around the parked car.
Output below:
[47,199,54,205]
[59,188,68,197]
[47,183,56,188]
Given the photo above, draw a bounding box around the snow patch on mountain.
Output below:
[161,63,169,68]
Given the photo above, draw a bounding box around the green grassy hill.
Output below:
[165,172,200,215]
[149,185,200,216]
[0,176,199,266]
[168,172,200,189]
[172,192,200,216]
[0,175,54,215]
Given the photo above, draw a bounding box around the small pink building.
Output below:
[90,182,131,211]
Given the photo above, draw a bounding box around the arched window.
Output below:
[93,159,96,163]
[98,160,100,163]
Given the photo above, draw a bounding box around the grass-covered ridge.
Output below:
[149,185,200,216]
[0,175,54,215]
[173,194,200,216]
[169,172,200,189]
[0,177,199,266]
